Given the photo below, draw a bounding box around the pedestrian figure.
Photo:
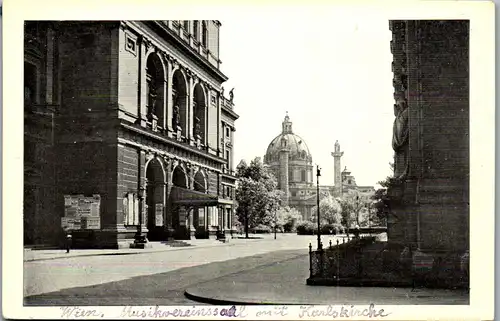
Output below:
[354,224,360,239]
[65,231,72,253]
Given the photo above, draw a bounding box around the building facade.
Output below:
[263,115,374,221]
[24,20,239,248]
[387,20,469,260]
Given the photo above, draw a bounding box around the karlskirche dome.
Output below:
[264,114,312,164]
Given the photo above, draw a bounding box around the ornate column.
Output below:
[164,54,174,136]
[204,82,211,148]
[138,37,149,127]
[331,140,344,196]
[187,71,195,145]
[217,90,222,157]
[163,156,173,237]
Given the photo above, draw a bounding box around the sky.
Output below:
[218,11,395,188]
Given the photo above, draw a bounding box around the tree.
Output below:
[275,206,302,232]
[235,157,283,238]
[339,190,369,227]
[370,188,389,226]
[371,162,398,226]
[310,194,342,226]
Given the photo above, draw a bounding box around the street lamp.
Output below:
[134,186,147,245]
[316,165,322,250]
[274,208,277,240]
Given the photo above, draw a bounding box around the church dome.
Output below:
[264,114,312,163]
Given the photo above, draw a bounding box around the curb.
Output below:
[24,242,237,262]
[183,290,301,306]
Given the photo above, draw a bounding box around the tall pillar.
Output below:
[279,147,289,206]
[331,140,344,197]
[165,58,174,135]
[187,75,194,144]
[138,37,148,127]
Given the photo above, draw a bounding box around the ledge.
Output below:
[120,121,227,165]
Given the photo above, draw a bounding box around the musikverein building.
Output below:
[24,20,238,248]
[263,114,374,220]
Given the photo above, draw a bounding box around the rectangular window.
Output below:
[24,62,38,105]
[193,21,200,41]
[226,127,230,137]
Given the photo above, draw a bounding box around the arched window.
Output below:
[193,21,200,41]
[172,70,188,135]
[145,54,165,129]
[202,21,208,47]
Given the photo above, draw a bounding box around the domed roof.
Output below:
[265,114,312,163]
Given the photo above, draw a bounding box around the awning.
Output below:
[170,186,219,206]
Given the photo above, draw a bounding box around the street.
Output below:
[24,233,467,306]
[24,234,331,305]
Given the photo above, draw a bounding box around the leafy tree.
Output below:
[310,194,342,226]
[339,190,369,226]
[370,162,399,226]
[235,157,283,238]
[275,206,302,232]
[370,188,389,226]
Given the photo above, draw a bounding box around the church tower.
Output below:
[278,114,292,205]
[331,140,344,196]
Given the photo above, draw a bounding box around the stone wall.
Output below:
[388,20,469,255]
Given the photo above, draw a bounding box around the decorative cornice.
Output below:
[120,121,226,166]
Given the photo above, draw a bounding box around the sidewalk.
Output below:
[23,233,363,262]
[184,253,469,305]
[24,238,236,262]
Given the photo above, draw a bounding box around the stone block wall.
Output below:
[388,20,469,255]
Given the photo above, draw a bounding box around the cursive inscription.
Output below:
[60,307,104,318]
[299,304,390,318]
[119,305,245,318]
[255,306,289,318]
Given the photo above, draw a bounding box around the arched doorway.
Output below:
[170,165,188,238]
[193,171,207,235]
[193,84,206,144]
[145,158,165,241]
[172,70,188,137]
[146,54,165,131]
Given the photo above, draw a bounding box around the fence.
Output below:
[308,236,374,280]
[307,236,470,289]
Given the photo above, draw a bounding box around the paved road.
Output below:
[24,248,310,305]
[24,234,336,299]
[24,234,466,306]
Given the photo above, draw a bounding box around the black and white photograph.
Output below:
[3,1,495,320]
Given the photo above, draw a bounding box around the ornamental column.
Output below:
[331,140,344,197]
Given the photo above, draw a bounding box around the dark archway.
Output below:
[172,70,188,137]
[193,84,207,144]
[172,165,188,188]
[145,158,165,240]
[193,170,207,234]
[193,170,207,192]
[170,165,188,238]
[146,54,165,131]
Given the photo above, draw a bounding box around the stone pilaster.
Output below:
[165,57,174,135]
[138,36,148,127]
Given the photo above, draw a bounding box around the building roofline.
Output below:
[145,21,228,83]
